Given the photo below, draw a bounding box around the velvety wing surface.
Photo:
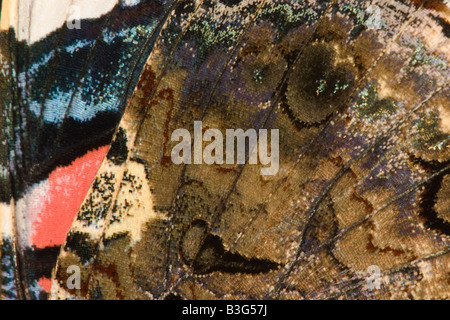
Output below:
[53,0,450,300]
[0,0,176,299]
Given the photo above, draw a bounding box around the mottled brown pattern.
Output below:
[51,0,450,300]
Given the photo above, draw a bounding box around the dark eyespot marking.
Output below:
[410,155,450,236]
[284,43,355,125]
[192,234,280,275]
[180,220,280,275]
[420,171,450,236]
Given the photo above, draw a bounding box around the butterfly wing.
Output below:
[0,0,176,299]
[51,0,450,300]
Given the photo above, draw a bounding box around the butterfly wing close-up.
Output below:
[0,0,449,300]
